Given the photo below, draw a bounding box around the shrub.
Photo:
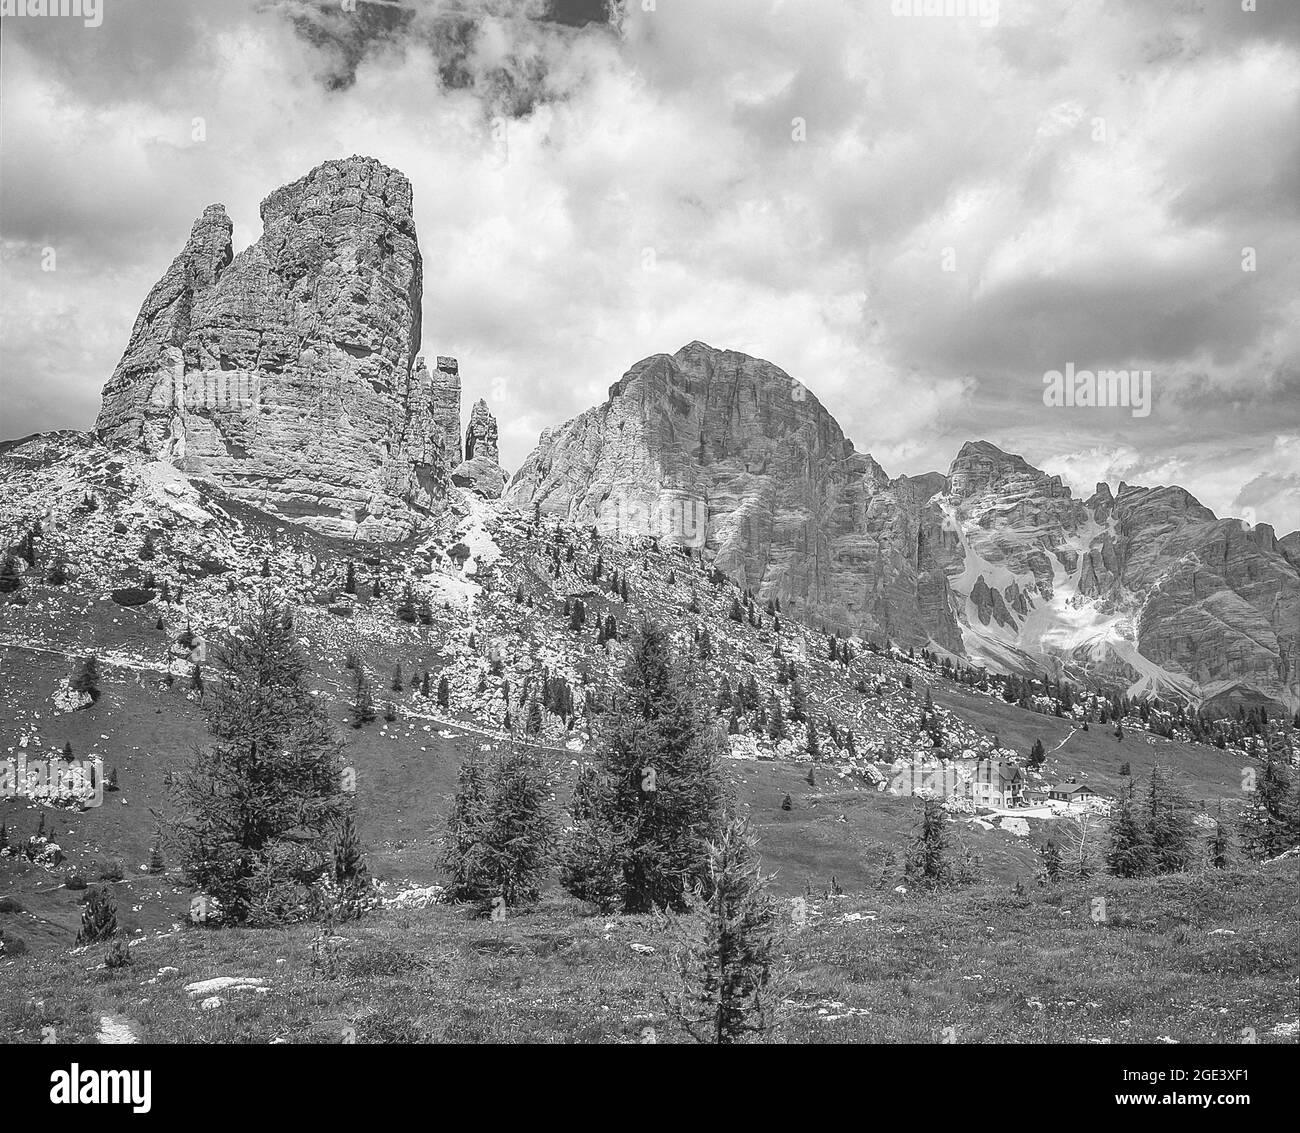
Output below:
[104,940,132,969]
[77,885,118,944]
[65,874,88,891]
[97,859,125,882]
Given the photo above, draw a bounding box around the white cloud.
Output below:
[1,0,1296,530]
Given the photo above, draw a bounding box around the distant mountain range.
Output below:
[19,158,1300,713]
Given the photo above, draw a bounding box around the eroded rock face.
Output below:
[506,344,1299,711]
[505,341,964,650]
[95,156,451,540]
[932,443,1300,712]
[452,399,507,498]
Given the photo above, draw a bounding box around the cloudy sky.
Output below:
[1,0,1297,530]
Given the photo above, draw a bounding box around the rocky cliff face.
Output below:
[452,398,507,498]
[505,341,964,651]
[96,156,463,541]
[931,442,1299,712]
[507,344,1300,712]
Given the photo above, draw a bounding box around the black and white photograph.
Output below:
[0,0,1297,1087]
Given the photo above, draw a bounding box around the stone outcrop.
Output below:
[505,341,964,650]
[452,399,507,498]
[506,343,1300,712]
[933,443,1299,712]
[96,156,457,540]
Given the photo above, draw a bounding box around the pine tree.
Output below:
[62,740,74,762]
[787,678,807,723]
[440,745,558,908]
[781,794,792,812]
[437,675,451,710]
[46,558,68,585]
[904,796,953,890]
[420,670,431,697]
[806,717,820,760]
[147,837,165,875]
[260,557,271,578]
[69,654,100,700]
[1209,802,1230,870]
[526,695,543,736]
[0,555,23,593]
[139,532,156,561]
[418,597,433,625]
[1027,738,1046,768]
[77,885,117,944]
[391,662,404,692]
[766,692,787,741]
[1105,782,1152,878]
[351,668,376,728]
[164,596,351,926]
[666,814,782,1044]
[729,596,744,623]
[1144,763,1195,874]
[343,561,357,594]
[1038,839,1062,883]
[1239,726,1300,860]
[329,813,371,919]
[560,621,727,913]
[396,582,417,623]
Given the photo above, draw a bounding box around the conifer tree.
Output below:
[806,717,820,760]
[148,837,165,875]
[787,678,807,723]
[77,885,117,944]
[560,621,727,912]
[440,746,558,908]
[70,654,100,700]
[1105,781,1152,878]
[1239,726,1300,860]
[767,692,787,741]
[666,814,782,1044]
[351,667,376,728]
[396,582,417,623]
[904,796,953,890]
[165,597,351,925]
[391,662,404,692]
[0,554,23,593]
[437,675,451,710]
[1144,762,1195,874]
[1208,802,1230,870]
[1038,838,1062,883]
